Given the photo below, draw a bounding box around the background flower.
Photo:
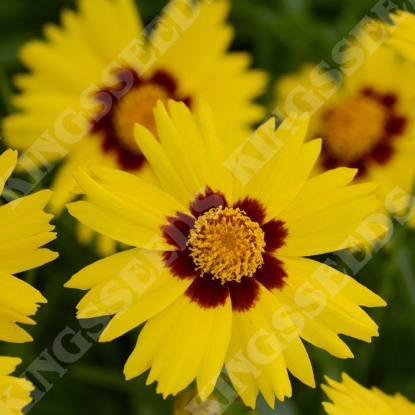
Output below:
[384,10,415,63]
[322,372,415,414]
[2,0,267,216]
[273,29,415,227]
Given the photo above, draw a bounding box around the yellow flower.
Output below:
[322,373,415,415]
[0,357,34,415]
[274,28,415,226]
[2,0,267,216]
[384,10,415,63]
[65,99,386,408]
[0,149,57,343]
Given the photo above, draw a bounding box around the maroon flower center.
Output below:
[319,87,407,177]
[187,206,266,284]
[161,188,288,311]
[92,70,191,171]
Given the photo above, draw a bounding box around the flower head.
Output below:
[65,99,386,408]
[274,29,415,226]
[0,357,34,415]
[0,149,57,343]
[322,373,415,415]
[2,0,267,216]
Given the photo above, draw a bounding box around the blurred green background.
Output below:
[1,0,415,414]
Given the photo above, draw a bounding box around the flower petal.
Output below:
[0,149,17,195]
[0,190,57,274]
[68,168,188,250]
[228,114,310,206]
[278,172,384,256]
[226,282,293,408]
[274,257,384,358]
[85,251,194,342]
[125,295,231,400]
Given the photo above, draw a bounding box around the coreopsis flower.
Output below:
[384,10,415,63]
[65,99,386,408]
[274,29,415,226]
[0,149,57,343]
[2,0,267,216]
[322,373,415,414]
[0,357,33,415]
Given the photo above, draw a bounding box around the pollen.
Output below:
[321,94,388,163]
[112,83,170,154]
[187,206,266,284]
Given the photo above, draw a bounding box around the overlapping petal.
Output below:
[125,295,232,400]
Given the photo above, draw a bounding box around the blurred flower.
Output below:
[2,0,267,216]
[0,357,34,415]
[0,149,57,343]
[66,99,386,408]
[322,372,415,414]
[173,388,222,415]
[384,10,415,63]
[274,29,415,226]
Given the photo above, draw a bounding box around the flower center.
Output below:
[187,206,266,284]
[94,70,192,171]
[112,83,170,154]
[321,95,388,163]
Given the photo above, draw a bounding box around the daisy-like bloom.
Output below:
[0,357,33,414]
[384,10,415,63]
[274,30,415,226]
[0,149,57,343]
[322,373,415,415]
[65,99,386,408]
[2,0,267,217]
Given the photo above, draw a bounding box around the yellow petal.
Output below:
[0,249,58,276]
[0,149,18,195]
[125,294,231,401]
[321,373,405,415]
[196,296,232,401]
[227,283,293,407]
[228,113,310,206]
[0,272,46,304]
[67,167,188,250]
[72,250,194,341]
[0,189,58,274]
[274,256,384,358]
[278,175,384,256]
[224,322,259,409]
[0,357,34,414]
[154,101,207,195]
[0,321,33,343]
[134,122,193,205]
[153,0,232,92]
